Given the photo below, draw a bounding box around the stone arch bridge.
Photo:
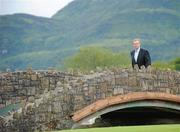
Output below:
[0,68,180,131]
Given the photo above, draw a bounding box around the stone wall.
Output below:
[0,68,180,131]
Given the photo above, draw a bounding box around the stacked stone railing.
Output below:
[0,68,180,131]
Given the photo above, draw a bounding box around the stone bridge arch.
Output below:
[72,92,180,128]
[1,69,180,131]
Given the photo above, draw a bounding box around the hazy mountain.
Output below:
[0,0,180,70]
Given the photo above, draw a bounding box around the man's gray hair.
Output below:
[133,38,141,43]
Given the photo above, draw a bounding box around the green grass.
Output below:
[55,125,180,132]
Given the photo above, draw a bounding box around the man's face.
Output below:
[133,40,141,49]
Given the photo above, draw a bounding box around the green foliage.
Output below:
[152,61,174,70]
[64,47,130,71]
[152,58,180,71]
[174,58,180,71]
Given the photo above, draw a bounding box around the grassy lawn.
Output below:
[54,125,180,132]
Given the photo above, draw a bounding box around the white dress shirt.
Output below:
[134,47,140,62]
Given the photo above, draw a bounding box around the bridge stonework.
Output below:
[0,68,180,131]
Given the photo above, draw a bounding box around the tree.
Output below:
[64,46,130,71]
[174,58,180,71]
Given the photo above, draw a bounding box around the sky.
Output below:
[0,0,74,17]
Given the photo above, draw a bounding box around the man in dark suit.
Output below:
[130,38,151,69]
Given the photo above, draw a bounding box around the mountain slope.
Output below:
[0,0,180,70]
[52,0,180,55]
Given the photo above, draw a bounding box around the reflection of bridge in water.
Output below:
[0,68,180,131]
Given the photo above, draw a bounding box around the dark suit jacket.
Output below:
[130,48,151,69]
